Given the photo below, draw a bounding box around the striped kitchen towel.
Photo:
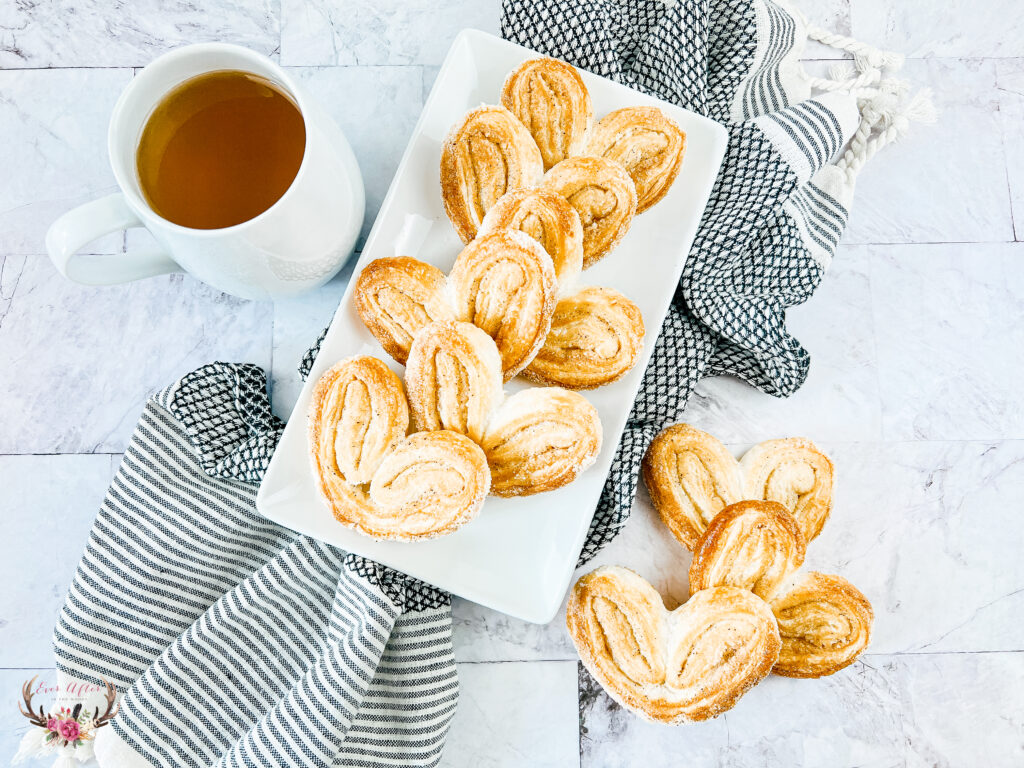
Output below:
[22,1,930,767]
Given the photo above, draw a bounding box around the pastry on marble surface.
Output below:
[567,565,780,724]
[479,188,584,289]
[481,387,602,497]
[404,320,503,444]
[540,156,637,267]
[688,500,806,601]
[440,104,544,243]
[642,423,743,550]
[308,356,409,488]
[768,571,873,678]
[522,286,644,389]
[366,430,490,539]
[500,56,593,170]
[585,106,686,213]
[354,256,454,365]
[448,228,558,381]
[740,437,834,544]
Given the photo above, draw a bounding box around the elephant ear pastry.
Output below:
[585,106,686,213]
[366,430,490,539]
[567,566,780,724]
[440,104,544,243]
[740,437,834,543]
[404,320,504,445]
[522,286,644,390]
[481,387,601,497]
[448,228,558,381]
[541,156,637,267]
[479,188,584,290]
[769,572,873,678]
[354,257,454,365]
[501,56,593,170]
[689,500,806,601]
[642,423,743,550]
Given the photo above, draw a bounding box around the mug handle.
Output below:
[46,193,182,285]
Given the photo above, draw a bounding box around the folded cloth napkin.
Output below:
[22,2,929,767]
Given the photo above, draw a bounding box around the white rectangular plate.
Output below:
[257,29,728,624]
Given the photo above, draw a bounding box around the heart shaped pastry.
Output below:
[481,387,602,497]
[440,104,544,243]
[568,566,781,724]
[643,424,834,548]
[689,500,873,678]
[585,106,687,213]
[448,228,558,381]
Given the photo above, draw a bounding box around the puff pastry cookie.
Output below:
[585,106,686,213]
[354,257,454,366]
[567,566,780,724]
[440,104,544,243]
[479,188,584,290]
[448,228,558,381]
[404,320,503,444]
[523,286,644,390]
[501,57,593,170]
[642,423,743,550]
[541,156,637,267]
[481,387,602,497]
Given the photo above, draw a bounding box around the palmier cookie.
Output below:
[523,286,644,390]
[501,57,593,170]
[354,257,454,365]
[541,156,637,267]
[448,228,557,381]
[585,106,686,213]
[440,104,544,243]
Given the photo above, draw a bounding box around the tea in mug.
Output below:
[136,69,306,230]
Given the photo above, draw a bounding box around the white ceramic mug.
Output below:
[46,43,365,301]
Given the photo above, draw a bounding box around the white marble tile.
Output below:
[996,59,1024,241]
[442,661,578,768]
[0,455,113,667]
[270,262,353,419]
[851,0,1024,58]
[843,59,1013,245]
[869,243,1024,441]
[451,599,575,663]
[0,69,131,255]
[0,0,279,68]
[684,249,883,444]
[0,668,52,767]
[580,652,1024,767]
[0,255,273,454]
[799,0,853,60]
[280,0,501,66]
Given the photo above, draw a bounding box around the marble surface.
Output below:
[2,0,1023,766]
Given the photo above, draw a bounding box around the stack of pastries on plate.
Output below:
[568,424,874,724]
[309,56,688,540]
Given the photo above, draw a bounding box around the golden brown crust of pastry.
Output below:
[642,423,743,550]
[541,156,637,267]
[689,500,806,601]
[585,106,686,213]
[448,228,558,381]
[479,188,584,290]
[769,571,873,678]
[522,286,644,390]
[567,566,780,724]
[366,430,490,539]
[500,57,593,171]
[404,320,503,444]
[440,104,544,243]
[354,257,454,365]
[481,387,602,497]
[740,437,835,544]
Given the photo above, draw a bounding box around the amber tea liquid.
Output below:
[136,69,306,230]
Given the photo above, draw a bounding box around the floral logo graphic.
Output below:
[15,676,118,762]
